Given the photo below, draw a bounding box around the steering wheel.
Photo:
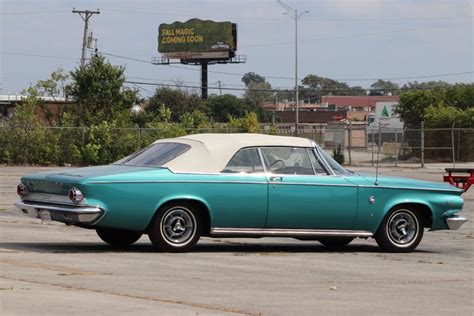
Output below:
[269,159,285,170]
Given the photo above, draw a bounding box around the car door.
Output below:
[212,147,268,228]
[261,147,358,230]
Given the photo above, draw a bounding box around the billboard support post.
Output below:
[201,61,208,99]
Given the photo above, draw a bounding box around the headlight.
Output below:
[68,187,84,202]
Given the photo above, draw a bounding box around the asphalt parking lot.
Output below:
[1,164,473,315]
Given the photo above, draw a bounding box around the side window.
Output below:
[222,148,264,173]
[308,149,328,175]
[261,147,314,175]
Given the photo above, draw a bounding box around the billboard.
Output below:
[158,19,237,59]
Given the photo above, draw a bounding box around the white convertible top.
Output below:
[154,133,314,173]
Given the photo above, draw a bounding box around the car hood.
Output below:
[346,173,463,193]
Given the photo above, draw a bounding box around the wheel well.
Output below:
[146,199,211,236]
[389,203,433,228]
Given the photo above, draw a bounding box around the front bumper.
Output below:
[15,200,104,224]
[445,216,468,230]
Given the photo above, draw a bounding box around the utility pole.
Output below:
[72,8,100,67]
[218,80,222,95]
[277,0,308,136]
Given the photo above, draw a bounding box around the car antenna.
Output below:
[375,122,381,185]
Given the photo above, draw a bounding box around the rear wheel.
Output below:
[375,207,424,253]
[96,228,142,247]
[148,202,201,252]
[318,237,353,248]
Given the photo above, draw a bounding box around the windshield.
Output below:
[316,147,349,175]
[114,142,191,167]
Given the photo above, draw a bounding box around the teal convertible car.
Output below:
[15,133,467,252]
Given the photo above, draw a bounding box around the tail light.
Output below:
[68,187,84,202]
[17,183,28,197]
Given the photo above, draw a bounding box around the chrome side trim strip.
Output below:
[268,182,356,187]
[87,180,268,185]
[358,185,462,193]
[210,227,373,238]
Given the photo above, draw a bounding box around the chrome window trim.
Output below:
[314,145,336,176]
[306,148,317,175]
[257,147,268,173]
[307,148,331,176]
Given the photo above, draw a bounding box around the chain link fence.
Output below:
[1,125,473,166]
[267,124,474,166]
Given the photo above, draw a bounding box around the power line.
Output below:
[0,51,77,60]
[1,10,70,15]
[125,80,470,94]
[242,21,473,48]
[103,8,473,23]
[2,50,473,83]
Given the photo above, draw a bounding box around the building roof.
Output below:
[154,133,313,173]
[322,95,399,108]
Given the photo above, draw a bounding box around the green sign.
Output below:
[158,19,235,54]
[381,105,390,118]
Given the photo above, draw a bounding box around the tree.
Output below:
[206,94,248,122]
[369,79,399,96]
[228,112,260,133]
[36,67,69,98]
[300,74,365,101]
[147,87,203,122]
[397,84,474,128]
[241,72,266,86]
[68,55,138,126]
[241,72,274,106]
[401,80,451,91]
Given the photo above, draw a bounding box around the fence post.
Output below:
[348,122,352,165]
[451,122,456,168]
[421,122,424,168]
[371,128,374,167]
[394,129,398,167]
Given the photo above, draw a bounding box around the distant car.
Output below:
[15,134,467,252]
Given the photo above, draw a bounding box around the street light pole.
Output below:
[277,0,308,136]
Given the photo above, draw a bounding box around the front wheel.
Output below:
[375,207,424,253]
[148,203,201,252]
[96,228,142,247]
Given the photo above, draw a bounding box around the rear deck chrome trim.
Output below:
[210,227,373,238]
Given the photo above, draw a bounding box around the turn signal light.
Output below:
[68,187,84,202]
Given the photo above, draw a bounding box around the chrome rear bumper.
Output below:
[15,200,104,224]
[446,216,468,230]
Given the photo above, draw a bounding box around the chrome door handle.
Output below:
[269,176,283,182]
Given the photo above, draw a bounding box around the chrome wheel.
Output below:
[160,207,196,246]
[375,207,424,252]
[386,210,418,246]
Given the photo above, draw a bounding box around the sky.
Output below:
[1,0,473,98]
